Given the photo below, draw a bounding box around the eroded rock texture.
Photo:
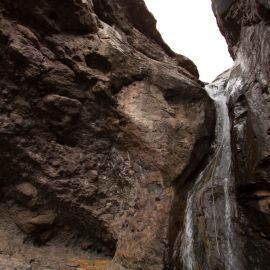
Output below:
[0,0,214,269]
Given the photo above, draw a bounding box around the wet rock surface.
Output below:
[0,0,214,269]
[214,0,270,268]
[170,1,270,270]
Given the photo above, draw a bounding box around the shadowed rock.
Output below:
[0,0,214,269]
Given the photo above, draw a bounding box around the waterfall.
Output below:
[206,82,234,270]
[178,71,242,270]
[180,193,195,270]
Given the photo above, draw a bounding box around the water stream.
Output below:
[177,70,244,270]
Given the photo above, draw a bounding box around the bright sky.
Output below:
[144,0,233,82]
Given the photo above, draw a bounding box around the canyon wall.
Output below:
[0,0,269,269]
[0,0,214,269]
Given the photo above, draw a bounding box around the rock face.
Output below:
[0,0,214,269]
[213,0,270,268]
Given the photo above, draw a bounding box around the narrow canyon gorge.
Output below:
[0,0,269,269]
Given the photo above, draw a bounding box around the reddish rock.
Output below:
[0,0,215,269]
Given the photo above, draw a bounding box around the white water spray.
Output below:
[179,70,242,269]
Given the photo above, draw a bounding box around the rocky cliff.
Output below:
[1,0,269,269]
[0,0,214,269]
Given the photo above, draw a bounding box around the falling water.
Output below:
[224,176,233,269]
[179,70,243,270]
[180,193,195,270]
[207,82,234,270]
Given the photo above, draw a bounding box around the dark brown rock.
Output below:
[208,1,270,269]
[43,94,82,115]
[14,182,38,207]
[15,211,37,234]
[15,182,38,199]
[0,0,215,269]
[80,240,94,250]
[15,210,56,235]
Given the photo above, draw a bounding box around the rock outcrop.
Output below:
[0,0,214,269]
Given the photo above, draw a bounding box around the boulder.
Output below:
[15,210,57,235]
